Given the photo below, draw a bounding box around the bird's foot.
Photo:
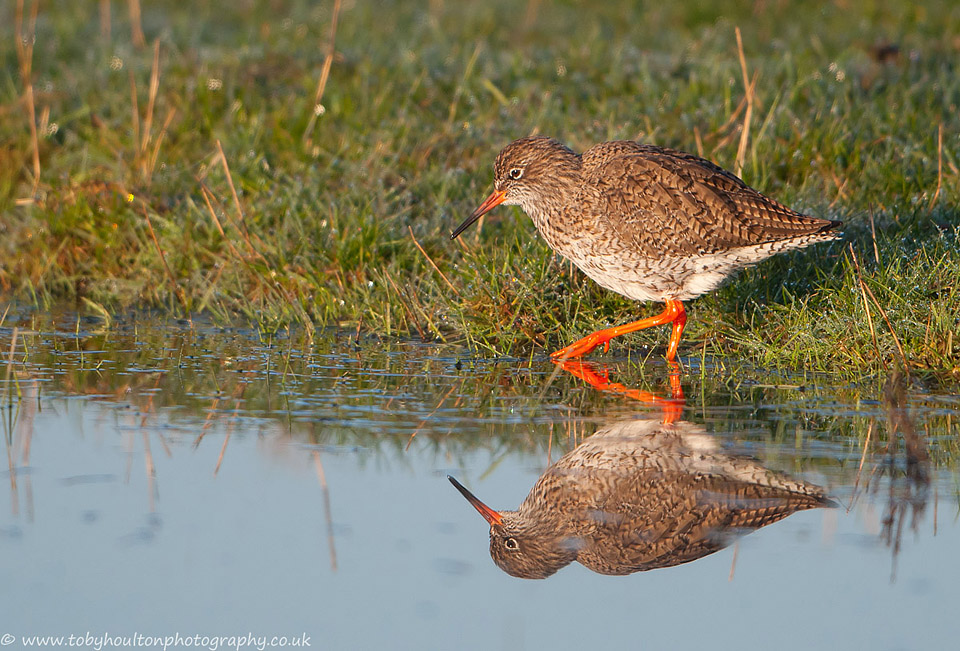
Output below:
[553,359,611,385]
[550,332,611,360]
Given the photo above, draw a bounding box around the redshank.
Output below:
[448,414,835,578]
[451,136,841,362]
[449,362,837,578]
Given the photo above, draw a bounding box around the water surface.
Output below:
[0,311,956,650]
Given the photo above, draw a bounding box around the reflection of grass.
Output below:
[2,323,947,577]
[2,315,957,486]
[2,313,958,567]
[1,2,959,379]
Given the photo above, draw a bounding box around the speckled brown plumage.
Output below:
[452,136,842,362]
[450,417,836,579]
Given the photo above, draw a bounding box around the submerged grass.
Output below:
[1,1,959,381]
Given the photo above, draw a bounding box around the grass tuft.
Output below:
[1,1,959,381]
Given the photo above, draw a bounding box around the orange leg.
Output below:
[551,300,687,362]
[666,362,683,401]
[556,359,685,423]
[665,303,687,363]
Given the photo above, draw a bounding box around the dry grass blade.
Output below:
[384,271,426,339]
[192,396,222,448]
[99,0,111,39]
[848,420,875,511]
[15,0,41,198]
[406,384,457,450]
[142,40,161,170]
[399,270,445,340]
[3,328,18,407]
[214,431,231,475]
[312,450,339,571]
[728,540,739,582]
[198,181,245,260]
[408,226,460,296]
[447,42,482,126]
[216,140,243,221]
[712,89,751,143]
[930,122,943,208]
[850,245,909,372]
[862,279,910,373]
[303,0,342,145]
[693,126,705,158]
[146,107,176,186]
[214,141,270,262]
[734,26,755,178]
[533,358,568,409]
[142,430,156,512]
[523,0,542,29]
[4,418,18,516]
[849,245,884,370]
[933,480,938,536]
[128,0,146,48]
[129,68,141,164]
[137,199,189,309]
[214,390,246,476]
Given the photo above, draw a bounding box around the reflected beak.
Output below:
[450,189,507,239]
[448,475,503,526]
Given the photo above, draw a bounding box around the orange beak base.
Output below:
[450,189,507,239]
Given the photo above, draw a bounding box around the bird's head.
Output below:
[448,475,580,579]
[451,136,580,239]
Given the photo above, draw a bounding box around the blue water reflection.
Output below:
[0,316,955,650]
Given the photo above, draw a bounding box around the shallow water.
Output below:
[0,310,957,650]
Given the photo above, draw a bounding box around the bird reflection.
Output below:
[450,362,836,579]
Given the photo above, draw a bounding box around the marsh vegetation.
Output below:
[1,1,959,379]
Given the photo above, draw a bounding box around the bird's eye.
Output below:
[504,537,519,551]
[509,167,523,180]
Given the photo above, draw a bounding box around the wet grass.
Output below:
[1,1,959,381]
[2,310,958,495]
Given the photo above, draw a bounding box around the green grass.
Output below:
[1,0,959,381]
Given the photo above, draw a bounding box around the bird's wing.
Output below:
[580,147,837,257]
[581,471,833,574]
[581,476,731,574]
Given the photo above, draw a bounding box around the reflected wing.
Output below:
[581,472,834,575]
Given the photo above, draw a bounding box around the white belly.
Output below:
[562,236,828,302]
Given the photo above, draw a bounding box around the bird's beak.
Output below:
[448,476,503,526]
[450,189,507,239]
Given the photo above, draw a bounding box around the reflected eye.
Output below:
[504,537,519,551]
[509,167,523,180]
